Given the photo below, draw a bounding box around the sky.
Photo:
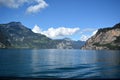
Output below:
[0,0,120,41]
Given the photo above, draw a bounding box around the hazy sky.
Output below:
[0,0,120,41]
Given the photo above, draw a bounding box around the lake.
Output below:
[0,49,120,79]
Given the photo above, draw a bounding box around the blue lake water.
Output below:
[0,49,120,79]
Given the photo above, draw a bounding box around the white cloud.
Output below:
[80,35,90,41]
[0,0,29,8]
[43,27,80,38]
[0,0,48,13]
[26,0,48,13]
[32,25,98,41]
[79,28,98,41]
[32,24,42,33]
[32,25,80,38]
[92,30,98,36]
[80,30,98,41]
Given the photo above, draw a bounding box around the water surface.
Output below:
[0,49,120,79]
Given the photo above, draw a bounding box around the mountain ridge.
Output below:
[82,23,120,50]
[0,22,53,48]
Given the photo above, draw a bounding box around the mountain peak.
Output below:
[7,22,22,26]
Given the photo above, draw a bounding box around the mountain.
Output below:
[81,23,120,50]
[0,22,85,49]
[54,38,85,49]
[0,22,55,48]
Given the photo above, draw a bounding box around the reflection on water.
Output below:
[0,49,120,78]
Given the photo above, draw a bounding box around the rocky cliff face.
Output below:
[81,23,120,50]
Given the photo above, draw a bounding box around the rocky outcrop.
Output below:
[81,23,120,50]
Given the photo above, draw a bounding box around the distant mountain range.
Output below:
[0,22,85,49]
[82,23,120,50]
[54,38,85,49]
